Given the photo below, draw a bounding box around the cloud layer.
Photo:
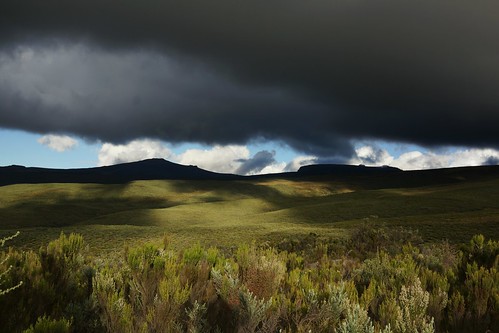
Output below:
[2,1,499,159]
[38,134,78,152]
[98,140,284,175]
[97,139,499,174]
[351,146,499,170]
[98,139,172,166]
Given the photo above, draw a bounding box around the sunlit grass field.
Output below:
[1,175,499,255]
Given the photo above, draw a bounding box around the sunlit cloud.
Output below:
[38,134,78,152]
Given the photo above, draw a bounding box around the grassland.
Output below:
[1,174,499,255]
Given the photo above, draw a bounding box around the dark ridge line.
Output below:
[1,158,499,187]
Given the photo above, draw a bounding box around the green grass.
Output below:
[1,176,498,255]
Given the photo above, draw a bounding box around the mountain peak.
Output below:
[297,164,402,176]
[0,158,239,186]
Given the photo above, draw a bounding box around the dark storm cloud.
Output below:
[236,150,276,175]
[484,157,499,166]
[354,146,388,165]
[1,0,499,157]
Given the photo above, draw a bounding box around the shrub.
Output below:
[447,290,465,329]
[339,303,374,333]
[0,231,23,296]
[464,262,498,328]
[236,245,285,300]
[22,316,71,333]
[395,278,435,333]
[3,230,499,332]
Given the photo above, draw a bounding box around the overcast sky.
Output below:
[1,1,498,174]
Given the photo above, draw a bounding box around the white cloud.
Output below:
[351,145,499,170]
[98,139,172,166]
[354,145,394,166]
[259,162,287,175]
[96,141,306,175]
[98,141,255,173]
[38,134,78,152]
[176,145,250,174]
[94,140,499,176]
[392,149,499,170]
[285,155,318,172]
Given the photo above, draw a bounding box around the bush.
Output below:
[0,231,23,296]
[2,229,498,332]
[22,316,71,333]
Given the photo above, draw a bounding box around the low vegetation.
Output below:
[1,177,499,254]
[1,225,497,332]
[1,172,498,331]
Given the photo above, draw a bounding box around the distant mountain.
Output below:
[1,158,498,187]
[0,158,241,186]
[297,164,402,176]
[295,163,499,189]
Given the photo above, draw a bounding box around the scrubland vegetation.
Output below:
[1,177,499,254]
[1,173,498,331]
[1,224,497,333]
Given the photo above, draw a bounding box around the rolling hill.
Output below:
[1,159,498,254]
[0,158,240,186]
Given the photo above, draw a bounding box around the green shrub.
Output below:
[395,278,435,333]
[339,303,374,333]
[447,290,465,329]
[22,316,71,333]
[2,229,498,332]
[0,231,23,296]
[464,262,498,326]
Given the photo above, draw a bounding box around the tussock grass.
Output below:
[1,177,498,254]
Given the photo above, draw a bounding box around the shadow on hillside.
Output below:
[167,179,309,208]
[0,183,171,228]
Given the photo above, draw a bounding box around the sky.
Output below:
[1,1,499,175]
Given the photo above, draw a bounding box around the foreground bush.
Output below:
[0,231,23,296]
[0,225,497,332]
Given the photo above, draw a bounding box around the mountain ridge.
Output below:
[0,158,241,186]
[1,158,499,187]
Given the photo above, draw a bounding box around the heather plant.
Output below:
[448,234,499,332]
[186,300,208,333]
[39,232,94,317]
[418,241,460,274]
[22,315,71,333]
[0,232,98,332]
[356,250,419,325]
[359,280,376,310]
[394,278,435,333]
[211,261,240,306]
[378,294,399,329]
[357,251,418,291]
[154,257,191,332]
[183,242,206,266]
[280,281,350,332]
[237,289,274,333]
[105,243,193,332]
[349,223,422,258]
[463,262,498,327]
[0,247,50,331]
[465,234,499,269]
[0,231,23,296]
[339,303,375,333]
[93,268,134,333]
[419,268,449,329]
[126,244,169,321]
[2,227,499,332]
[446,290,465,329]
[236,244,286,300]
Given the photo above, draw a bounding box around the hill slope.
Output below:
[0,160,499,253]
[2,158,499,188]
[1,162,498,253]
[0,158,241,186]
